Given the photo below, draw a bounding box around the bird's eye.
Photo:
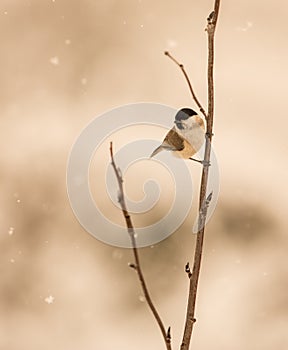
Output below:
[175,120,185,129]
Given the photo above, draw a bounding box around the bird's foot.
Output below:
[189,158,210,166]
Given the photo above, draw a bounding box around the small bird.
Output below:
[150,108,206,164]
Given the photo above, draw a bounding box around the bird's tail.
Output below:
[150,145,163,158]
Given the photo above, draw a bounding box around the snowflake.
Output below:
[44,295,55,304]
[49,56,59,66]
[236,21,253,32]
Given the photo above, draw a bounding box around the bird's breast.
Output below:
[177,126,205,157]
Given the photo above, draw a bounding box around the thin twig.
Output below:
[180,1,221,350]
[164,51,208,120]
[109,142,172,350]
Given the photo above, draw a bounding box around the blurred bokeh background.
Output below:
[1,0,288,349]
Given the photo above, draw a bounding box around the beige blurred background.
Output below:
[1,0,288,349]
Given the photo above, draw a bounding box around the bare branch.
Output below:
[164,51,207,120]
[109,142,172,350]
[180,1,221,350]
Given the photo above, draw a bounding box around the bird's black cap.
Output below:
[175,108,198,121]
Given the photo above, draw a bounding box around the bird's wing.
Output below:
[150,127,185,158]
[163,128,185,151]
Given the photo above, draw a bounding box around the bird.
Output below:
[150,108,206,164]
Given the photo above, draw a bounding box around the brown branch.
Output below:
[164,51,208,120]
[109,142,172,350]
[180,1,221,350]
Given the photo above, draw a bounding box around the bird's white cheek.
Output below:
[180,127,205,150]
[193,129,205,147]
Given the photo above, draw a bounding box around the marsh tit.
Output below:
[150,108,206,164]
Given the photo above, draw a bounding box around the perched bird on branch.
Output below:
[150,108,206,164]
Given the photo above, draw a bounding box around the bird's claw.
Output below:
[200,160,210,167]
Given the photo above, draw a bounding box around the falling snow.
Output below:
[138,295,145,302]
[8,227,14,235]
[49,56,59,66]
[13,193,21,203]
[44,295,55,304]
[236,21,253,32]
[166,39,178,48]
